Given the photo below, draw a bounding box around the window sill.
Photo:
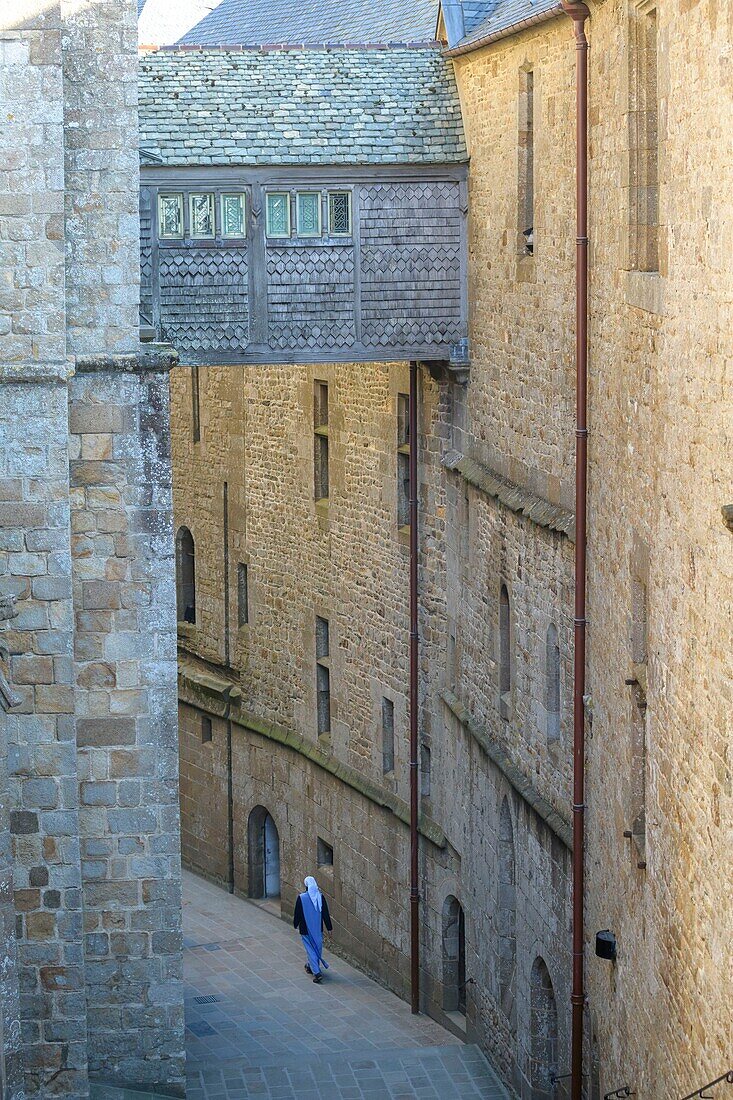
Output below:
[625,270,664,315]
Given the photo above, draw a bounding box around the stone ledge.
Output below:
[443,450,575,540]
[0,361,74,384]
[75,343,179,374]
[441,689,573,851]
[178,661,447,849]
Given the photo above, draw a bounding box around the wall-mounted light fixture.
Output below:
[595,930,617,962]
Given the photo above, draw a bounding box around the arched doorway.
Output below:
[442,895,466,1015]
[529,956,558,1099]
[247,806,281,900]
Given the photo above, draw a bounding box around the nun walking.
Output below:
[293,876,333,984]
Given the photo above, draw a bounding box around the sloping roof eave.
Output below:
[445,3,564,57]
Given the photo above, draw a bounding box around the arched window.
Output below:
[499,584,512,720]
[175,526,196,624]
[529,957,558,1099]
[497,799,516,1022]
[442,895,466,1015]
[545,623,561,744]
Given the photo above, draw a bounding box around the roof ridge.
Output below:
[140,40,443,52]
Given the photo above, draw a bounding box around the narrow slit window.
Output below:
[545,623,561,744]
[221,193,246,238]
[630,3,659,272]
[499,584,512,720]
[296,192,322,237]
[328,191,351,235]
[189,193,215,239]
[518,69,535,255]
[237,563,249,627]
[314,381,329,503]
[420,743,431,798]
[158,193,183,239]
[201,715,212,743]
[397,393,410,528]
[382,698,395,774]
[266,192,291,238]
[316,616,331,737]
[191,365,201,444]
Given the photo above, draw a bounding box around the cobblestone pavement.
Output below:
[91,871,509,1099]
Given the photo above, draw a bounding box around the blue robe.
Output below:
[298,892,329,976]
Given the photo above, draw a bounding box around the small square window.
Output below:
[328,192,351,236]
[297,192,322,237]
[158,193,183,239]
[317,837,333,867]
[189,193,215,239]
[266,192,291,238]
[221,193,246,238]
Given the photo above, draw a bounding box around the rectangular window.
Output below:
[328,191,351,235]
[237,563,249,627]
[189,193,215,239]
[629,2,659,271]
[221,193,246,238]
[317,837,333,867]
[382,698,395,774]
[158,192,183,239]
[518,68,535,255]
[397,393,410,528]
[314,381,329,503]
[316,616,331,737]
[201,715,212,743]
[266,191,291,238]
[296,191,322,237]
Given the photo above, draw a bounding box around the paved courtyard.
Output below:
[92,870,509,1099]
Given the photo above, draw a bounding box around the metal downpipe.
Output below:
[561,4,590,1099]
[409,359,420,1014]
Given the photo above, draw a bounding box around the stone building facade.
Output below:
[0,1,185,1095]
[163,2,732,1100]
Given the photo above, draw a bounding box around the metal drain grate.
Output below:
[194,995,220,1004]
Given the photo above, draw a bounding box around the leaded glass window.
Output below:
[189,193,215,239]
[266,192,291,238]
[296,192,321,237]
[328,191,351,236]
[221,193,246,238]
[158,193,183,239]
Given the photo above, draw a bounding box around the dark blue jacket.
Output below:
[293,893,333,935]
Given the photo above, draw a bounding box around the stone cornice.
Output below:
[178,661,447,850]
[441,689,573,851]
[443,449,575,540]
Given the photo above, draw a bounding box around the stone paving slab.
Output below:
[92,871,509,1099]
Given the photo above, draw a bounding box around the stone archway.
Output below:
[442,895,466,1014]
[247,806,281,900]
[529,956,559,1099]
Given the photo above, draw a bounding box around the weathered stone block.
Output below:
[10,811,39,835]
[76,717,136,747]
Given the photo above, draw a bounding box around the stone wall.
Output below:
[171,357,574,1090]
[0,0,185,1094]
[450,2,733,1097]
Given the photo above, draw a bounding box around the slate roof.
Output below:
[138,0,439,48]
[445,0,562,51]
[138,47,467,166]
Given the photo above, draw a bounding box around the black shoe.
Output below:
[312,974,323,984]
[304,964,312,974]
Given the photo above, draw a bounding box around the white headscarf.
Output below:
[304,876,322,911]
